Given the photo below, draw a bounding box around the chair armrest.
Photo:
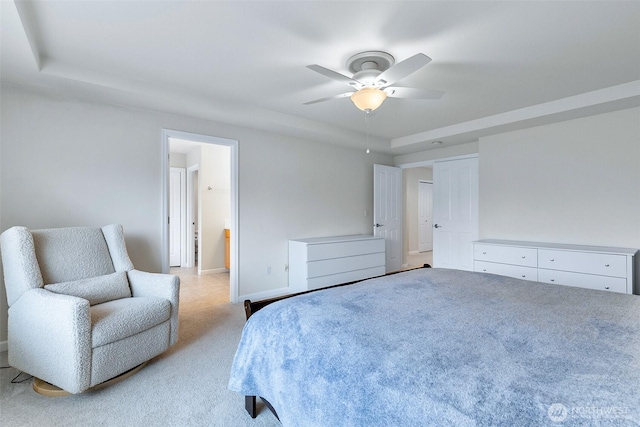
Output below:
[8,288,92,394]
[127,269,180,345]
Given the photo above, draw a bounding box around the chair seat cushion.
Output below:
[91,297,171,348]
[45,271,131,306]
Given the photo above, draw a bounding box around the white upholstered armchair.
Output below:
[0,224,179,394]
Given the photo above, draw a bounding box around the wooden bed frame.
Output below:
[242,265,430,419]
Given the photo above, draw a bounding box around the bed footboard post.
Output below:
[245,395,257,418]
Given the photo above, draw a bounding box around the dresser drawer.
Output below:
[308,238,385,261]
[538,249,627,278]
[307,266,386,291]
[475,261,538,281]
[307,252,385,279]
[538,269,628,293]
[474,244,537,267]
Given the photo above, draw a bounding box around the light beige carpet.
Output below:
[0,271,280,426]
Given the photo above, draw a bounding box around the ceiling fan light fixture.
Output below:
[350,87,387,112]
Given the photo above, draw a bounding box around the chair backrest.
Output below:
[1,224,134,306]
[31,227,115,285]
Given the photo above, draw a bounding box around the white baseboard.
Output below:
[0,340,7,352]
[198,268,229,275]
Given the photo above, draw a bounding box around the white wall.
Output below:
[239,130,390,295]
[0,83,393,342]
[1,86,164,271]
[479,107,640,249]
[394,141,479,166]
[402,167,433,261]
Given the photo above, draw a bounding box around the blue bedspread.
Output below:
[228,268,640,426]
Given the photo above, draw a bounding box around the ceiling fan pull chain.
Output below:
[365,110,371,154]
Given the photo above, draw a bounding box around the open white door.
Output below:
[169,167,185,267]
[418,181,433,252]
[432,157,478,270]
[374,164,403,273]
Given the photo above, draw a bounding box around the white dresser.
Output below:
[473,240,638,294]
[289,235,386,292]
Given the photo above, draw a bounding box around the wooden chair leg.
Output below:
[245,395,257,418]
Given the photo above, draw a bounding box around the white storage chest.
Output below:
[473,240,638,294]
[289,235,386,292]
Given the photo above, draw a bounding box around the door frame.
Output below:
[161,129,239,303]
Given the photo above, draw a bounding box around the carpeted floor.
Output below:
[0,271,281,426]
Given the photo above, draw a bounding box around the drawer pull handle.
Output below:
[550,258,555,262]
[605,286,610,290]
[482,269,487,272]
[605,264,610,267]
[482,251,486,255]
[521,275,526,278]
[521,256,526,259]
[550,279,555,282]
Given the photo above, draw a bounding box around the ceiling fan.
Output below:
[304,51,444,112]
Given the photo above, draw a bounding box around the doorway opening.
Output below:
[161,129,239,303]
[399,155,479,271]
[418,181,434,252]
[402,167,433,269]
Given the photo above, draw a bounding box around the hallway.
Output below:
[170,267,230,310]
[405,250,433,269]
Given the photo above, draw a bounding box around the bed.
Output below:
[228,268,640,426]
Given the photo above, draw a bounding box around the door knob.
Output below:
[374,223,383,228]
[434,224,441,228]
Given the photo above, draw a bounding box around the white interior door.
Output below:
[169,167,185,267]
[374,164,403,273]
[432,157,478,270]
[418,181,433,252]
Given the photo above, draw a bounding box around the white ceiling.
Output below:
[2,1,639,155]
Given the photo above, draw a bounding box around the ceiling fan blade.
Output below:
[384,86,444,100]
[303,92,355,105]
[375,53,432,87]
[307,65,362,88]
